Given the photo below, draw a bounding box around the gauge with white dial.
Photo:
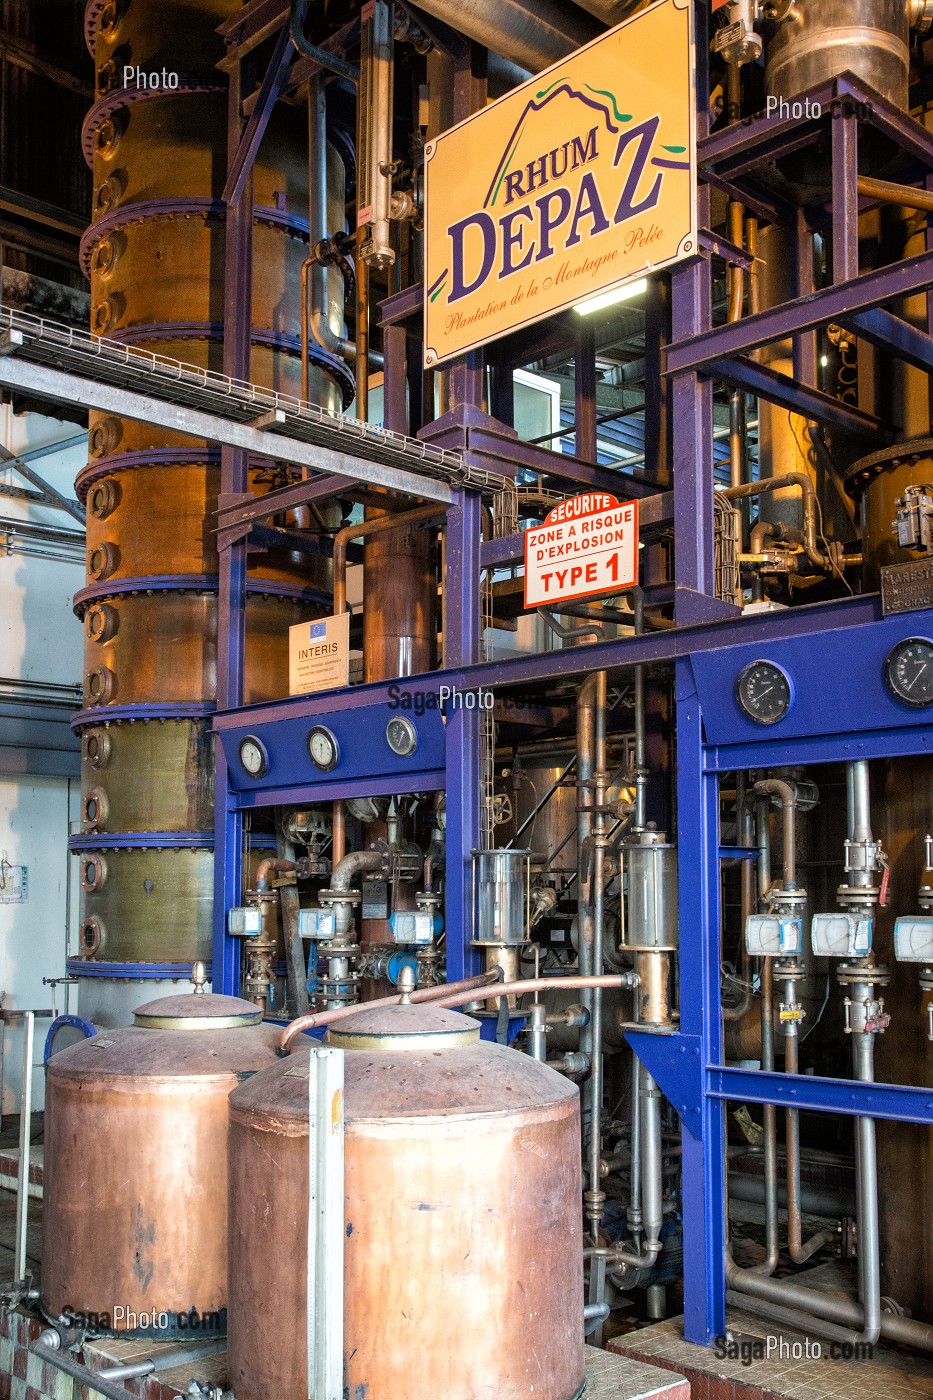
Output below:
[386,716,418,757]
[238,736,268,778]
[885,637,933,709]
[307,725,339,771]
[735,660,794,725]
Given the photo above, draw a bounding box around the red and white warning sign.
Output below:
[523,492,639,610]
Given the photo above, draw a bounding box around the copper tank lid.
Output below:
[133,992,262,1031]
[325,1000,481,1051]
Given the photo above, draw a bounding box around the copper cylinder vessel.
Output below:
[228,1001,585,1400]
[846,438,933,590]
[42,990,281,1335]
[77,0,349,1016]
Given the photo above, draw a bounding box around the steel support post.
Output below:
[214,58,254,994]
[675,659,726,1345]
[444,487,483,981]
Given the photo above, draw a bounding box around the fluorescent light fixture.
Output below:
[574,277,649,316]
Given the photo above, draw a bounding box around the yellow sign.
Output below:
[423,0,696,366]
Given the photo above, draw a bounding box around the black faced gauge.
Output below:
[386,716,418,757]
[307,725,340,772]
[735,660,793,726]
[239,736,268,778]
[885,637,933,709]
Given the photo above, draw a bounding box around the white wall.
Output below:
[0,404,85,1112]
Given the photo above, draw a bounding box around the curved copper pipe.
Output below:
[332,505,445,614]
[279,971,501,1052]
[278,973,635,1053]
[254,857,297,891]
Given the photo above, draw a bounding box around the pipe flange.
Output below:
[918,967,933,992]
[81,81,227,167]
[315,939,360,959]
[836,960,890,988]
[845,436,933,498]
[318,888,362,907]
[836,883,880,908]
[774,956,807,982]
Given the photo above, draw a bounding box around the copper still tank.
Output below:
[75,0,349,1018]
[227,1000,586,1400]
[42,990,281,1335]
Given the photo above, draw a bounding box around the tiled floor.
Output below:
[585,1343,690,1398]
[609,1298,933,1400]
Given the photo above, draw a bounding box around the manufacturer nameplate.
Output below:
[881,559,933,616]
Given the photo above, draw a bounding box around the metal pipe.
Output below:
[723,779,754,1022]
[307,79,355,367]
[602,1066,662,1270]
[723,1267,933,1351]
[330,849,385,893]
[280,970,503,1050]
[14,1010,34,1285]
[586,671,608,1232]
[722,473,830,574]
[632,589,648,832]
[254,857,296,891]
[410,0,600,73]
[31,1345,153,1400]
[290,0,361,82]
[857,174,933,214]
[753,779,797,891]
[332,506,445,615]
[853,1019,881,1344]
[279,973,635,1052]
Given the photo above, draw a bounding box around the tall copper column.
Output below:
[75,0,348,1021]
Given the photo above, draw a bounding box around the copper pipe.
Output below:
[332,505,446,614]
[279,970,502,1051]
[279,973,633,1053]
[254,857,296,891]
[722,473,830,574]
[857,174,933,213]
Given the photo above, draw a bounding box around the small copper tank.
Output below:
[42,990,280,1336]
[228,1002,585,1400]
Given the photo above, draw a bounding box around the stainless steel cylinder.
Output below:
[765,1,910,111]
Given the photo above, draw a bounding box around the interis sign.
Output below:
[423,0,697,365]
[523,492,639,608]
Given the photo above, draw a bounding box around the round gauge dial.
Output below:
[239,736,268,778]
[735,660,793,726]
[307,725,339,771]
[386,716,418,757]
[885,637,933,708]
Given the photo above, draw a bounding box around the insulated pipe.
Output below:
[279,973,635,1051]
[332,506,445,615]
[410,0,601,73]
[722,474,830,574]
[330,849,385,892]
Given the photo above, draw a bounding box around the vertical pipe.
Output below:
[14,1011,33,1285]
[586,671,608,1232]
[852,1016,881,1344]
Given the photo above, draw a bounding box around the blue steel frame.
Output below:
[211,0,933,1350]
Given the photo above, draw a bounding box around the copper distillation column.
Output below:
[75,0,349,1019]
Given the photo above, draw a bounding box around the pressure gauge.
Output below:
[307,725,339,771]
[238,736,268,778]
[735,660,793,725]
[386,716,418,757]
[885,637,933,708]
